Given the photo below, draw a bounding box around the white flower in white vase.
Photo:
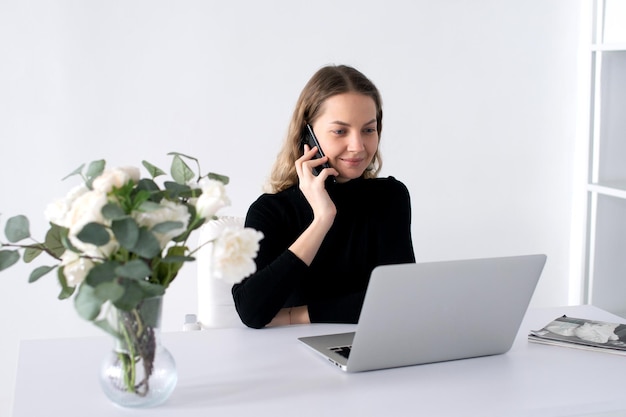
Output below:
[92,166,140,194]
[192,178,231,221]
[211,227,263,284]
[134,200,190,248]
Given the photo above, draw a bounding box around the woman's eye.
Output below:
[364,128,377,134]
[332,129,345,135]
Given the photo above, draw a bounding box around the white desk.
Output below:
[13,305,626,417]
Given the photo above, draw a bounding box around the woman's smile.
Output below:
[338,156,366,169]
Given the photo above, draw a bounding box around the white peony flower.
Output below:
[63,190,119,256]
[211,227,263,284]
[44,184,89,228]
[133,200,190,249]
[191,178,231,222]
[92,166,140,194]
[60,251,95,287]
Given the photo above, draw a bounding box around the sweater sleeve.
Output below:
[233,250,307,328]
[232,193,309,329]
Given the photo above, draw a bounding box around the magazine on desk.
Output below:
[528,315,626,356]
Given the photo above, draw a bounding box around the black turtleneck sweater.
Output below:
[232,176,415,328]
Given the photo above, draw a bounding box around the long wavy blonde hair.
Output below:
[266,65,383,193]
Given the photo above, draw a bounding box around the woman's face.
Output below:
[311,92,379,183]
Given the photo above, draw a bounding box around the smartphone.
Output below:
[302,123,333,179]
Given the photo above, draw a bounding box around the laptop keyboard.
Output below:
[330,345,352,359]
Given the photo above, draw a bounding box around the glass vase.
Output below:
[99,296,177,408]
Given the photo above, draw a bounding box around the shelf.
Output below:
[587,182,626,199]
[591,43,626,51]
[583,0,626,315]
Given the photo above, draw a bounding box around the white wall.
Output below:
[0,1,583,415]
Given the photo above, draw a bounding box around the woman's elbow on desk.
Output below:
[233,303,269,329]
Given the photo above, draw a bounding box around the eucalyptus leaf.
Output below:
[23,246,43,263]
[57,268,76,300]
[130,189,152,209]
[115,259,151,280]
[170,154,195,184]
[112,280,144,311]
[60,234,80,253]
[172,206,198,242]
[137,200,162,212]
[135,296,162,327]
[101,203,126,220]
[76,222,110,246]
[45,223,67,258]
[0,250,20,271]
[164,181,192,198]
[185,203,198,223]
[94,281,125,303]
[171,230,192,243]
[207,172,230,185]
[152,221,184,235]
[167,152,202,183]
[85,261,119,286]
[153,245,187,287]
[5,215,30,242]
[74,283,104,321]
[142,160,166,178]
[135,178,160,193]
[112,217,139,250]
[167,151,198,162]
[29,265,56,283]
[85,159,106,189]
[154,256,185,288]
[136,281,165,298]
[161,255,194,263]
[132,228,161,259]
[167,245,187,257]
[62,163,85,181]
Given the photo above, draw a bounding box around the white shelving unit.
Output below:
[584,0,626,318]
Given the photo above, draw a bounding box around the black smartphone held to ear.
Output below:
[302,123,334,180]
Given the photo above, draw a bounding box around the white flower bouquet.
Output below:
[0,152,262,400]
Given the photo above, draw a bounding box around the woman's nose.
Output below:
[347,132,365,151]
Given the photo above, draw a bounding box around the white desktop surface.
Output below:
[13,305,626,417]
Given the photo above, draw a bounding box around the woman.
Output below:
[233,65,415,328]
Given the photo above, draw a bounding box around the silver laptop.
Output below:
[298,254,546,372]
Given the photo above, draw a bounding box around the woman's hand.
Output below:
[295,145,338,225]
[289,145,338,266]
